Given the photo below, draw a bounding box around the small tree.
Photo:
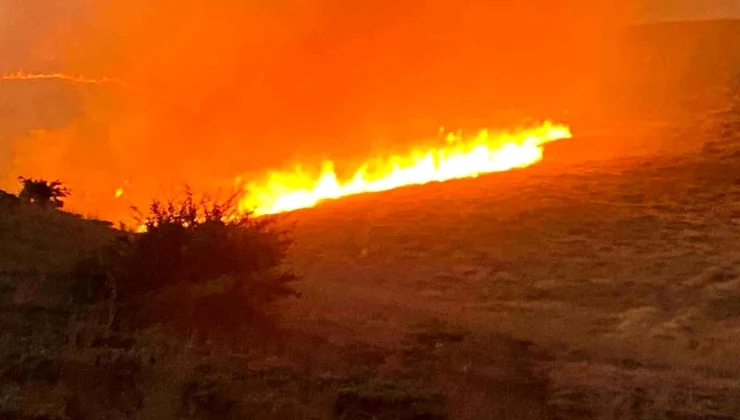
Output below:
[17,176,70,208]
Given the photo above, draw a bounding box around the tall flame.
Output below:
[239,121,571,215]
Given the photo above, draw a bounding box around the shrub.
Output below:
[17,176,70,208]
[71,188,298,335]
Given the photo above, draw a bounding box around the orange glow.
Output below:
[239,121,571,215]
[114,187,125,198]
[1,1,627,223]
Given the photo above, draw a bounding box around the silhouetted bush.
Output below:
[17,176,70,208]
[71,188,298,334]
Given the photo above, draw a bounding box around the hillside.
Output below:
[5,117,740,419]
[283,130,740,418]
[1,19,740,420]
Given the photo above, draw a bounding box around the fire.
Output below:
[239,121,571,215]
[114,180,131,199]
[1,69,571,218]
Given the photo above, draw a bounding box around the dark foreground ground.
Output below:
[2,20,740,420]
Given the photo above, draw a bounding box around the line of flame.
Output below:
[239,121,572,215]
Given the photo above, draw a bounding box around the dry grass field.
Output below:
[281,125,740,419]
[2,20,740,420]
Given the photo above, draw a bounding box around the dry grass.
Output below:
[5,136,740,419]
[273,123,740,418]
[4,126,740,418]
[269,58,740,415]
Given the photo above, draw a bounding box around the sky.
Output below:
[0,0,738,220]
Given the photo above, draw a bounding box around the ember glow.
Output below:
[239,121,571,215]
[114,180,131,200]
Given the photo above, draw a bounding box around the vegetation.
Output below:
[17,176,70,208]
[71,188,298,336]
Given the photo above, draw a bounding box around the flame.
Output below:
[114,180,131,199]
[1,70,571,219]
[239,121,571,215]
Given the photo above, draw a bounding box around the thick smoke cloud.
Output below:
[0,0,628,220]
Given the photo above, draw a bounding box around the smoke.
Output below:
[636,0,740,22]
[0,0,629,221]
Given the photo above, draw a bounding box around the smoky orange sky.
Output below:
[0,1,684,221]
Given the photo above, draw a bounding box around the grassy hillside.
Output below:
[0,200,115,358]
[5,117,740,418]
[2,20,740,420]
[0,202,115,273]
[284,134,740,417]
